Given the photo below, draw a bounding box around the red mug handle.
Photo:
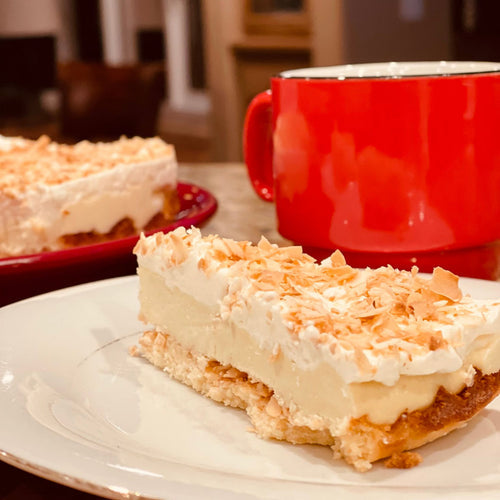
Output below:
[243,90,274,201]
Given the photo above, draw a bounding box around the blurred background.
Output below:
[0,0,498,163]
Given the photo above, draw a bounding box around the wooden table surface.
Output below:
[180,163,289,246]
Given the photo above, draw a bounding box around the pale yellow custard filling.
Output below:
[138,267,500,427]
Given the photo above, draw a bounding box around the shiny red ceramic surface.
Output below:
[0,182,217,306]
[244,68,500,258]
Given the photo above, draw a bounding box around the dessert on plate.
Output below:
[133,227,500,471]
[0,135,178,257]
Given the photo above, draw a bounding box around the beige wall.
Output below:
[341,0,452,63]
[0,0,62,36]
[0,0,78,62]
[311,0,452,67]
[201,0,245,161]
[310,0,345,67]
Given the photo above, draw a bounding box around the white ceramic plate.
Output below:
[1,276,500,500]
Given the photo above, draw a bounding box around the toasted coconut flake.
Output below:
[429,267,463,302]
[428,335,444,351]
[371,312,400,336]
[355,303,390,319]
[326,265,357,282]
[283,245,306,260]
[169,232,188,265]
[406,291,436,319]
[198,257,209,272]
[224,239,246,259]
[329,249,347,267]
[257,236,274,252]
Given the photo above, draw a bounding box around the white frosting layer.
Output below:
[0,146,177,256]
[135,228,500,386]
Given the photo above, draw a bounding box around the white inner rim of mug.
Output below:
[280,61,500,79]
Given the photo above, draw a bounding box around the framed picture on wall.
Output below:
[244,0,310,36]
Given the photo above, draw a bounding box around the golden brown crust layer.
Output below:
[339,369,500,469]
[144,187,180,229]
[59,217,137,247]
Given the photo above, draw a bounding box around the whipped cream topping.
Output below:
[0,135,177,257]
[134,227,500,386]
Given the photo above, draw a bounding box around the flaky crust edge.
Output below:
[135,329,500,471]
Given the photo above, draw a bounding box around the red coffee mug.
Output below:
[244,61,500,256]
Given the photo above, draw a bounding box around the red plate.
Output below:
[0,182,217,306]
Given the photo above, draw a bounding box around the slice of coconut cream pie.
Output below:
[133,227,500,471]
[0,135,178,257]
